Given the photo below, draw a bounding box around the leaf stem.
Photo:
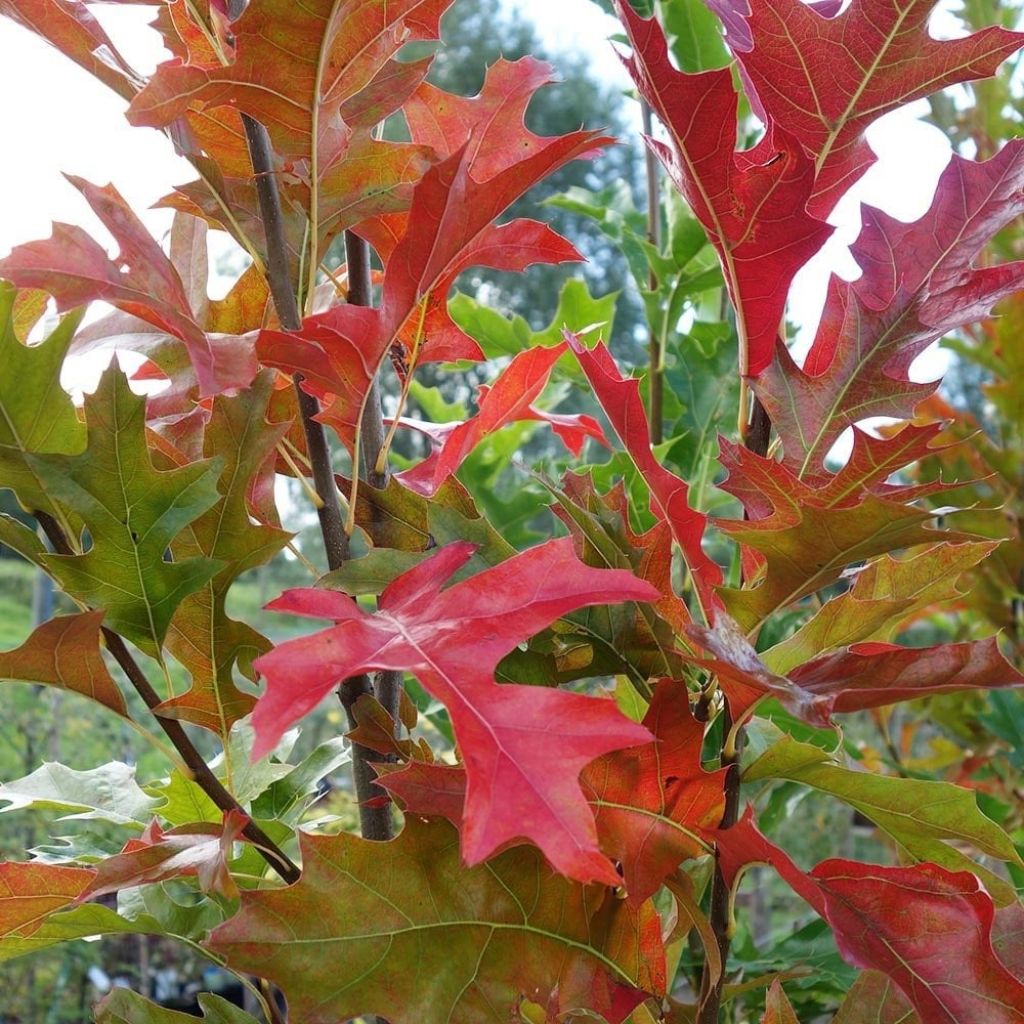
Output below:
[32,510,301,885]
[698,392,772,1023]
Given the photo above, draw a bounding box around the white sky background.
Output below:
[0,0,957,377]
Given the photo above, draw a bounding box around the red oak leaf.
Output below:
[252,539,658,884]
[566,331,723,620]
[758,142,1024,478]
[396,342,607,497]
[0,862,96,939]
[719,0,1023,214]
[712,812,1024,1023]
[0,179,239,397]
[614,0,832,376]
[381,679,725,902]
[688,614,1024,724]
[812,861,1024,1023]
[207,817,664,1024]
[83,810,249,901]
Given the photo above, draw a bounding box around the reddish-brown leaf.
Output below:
[208,817,664,1024]
[615,0,832,376]
[83,810,249,901]
[396,342,606,497]
[812,861,1024,1023]
[758,144,1024,478]
[712,813,1024,1023]
[721,0,1024,214]
[566,332,723,619]
[581,679,725,903]
[0,612,127,718]
[687,615,1024,724]
[253,539,657,884]
[129,0,450,155]
[760,980,799,1024]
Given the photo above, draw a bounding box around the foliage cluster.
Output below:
[0,0,1023,1022]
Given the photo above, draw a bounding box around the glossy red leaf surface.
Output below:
[722,0,1024,214]
[713,813,1024,1023]
[811,860,1024,1023]
[253,539,657,883]
[567,332,723,618]
[396,342,606,497]
[381,679,724,903]
[615,0,832,376]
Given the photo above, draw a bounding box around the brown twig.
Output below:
[241,112,350,571]
[33,511,301,886]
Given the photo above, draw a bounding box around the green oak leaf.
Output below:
[28,366,222,655]
[746,734,1022,904]
[0,762,159,827]
[97,989,257,1024]
[0,281,86,517]
[161,372,291,738]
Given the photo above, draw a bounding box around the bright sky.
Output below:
[0,0,955,376]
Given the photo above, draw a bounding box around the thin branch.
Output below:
[642,101,664,446]
[242,108,396,844]
[341,229,401,842]
[33,511,301,886]
[241,112,350,571]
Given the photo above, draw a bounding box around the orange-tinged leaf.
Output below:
[129,0,450,158]
[0,862,95,940]
[0,612,127,718]
[0,0,139,102]
[208,816,665,1024]
[160,374,291,739]
[582,679,725,903]
[761,980,799,1024]
[253,539,657,884]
